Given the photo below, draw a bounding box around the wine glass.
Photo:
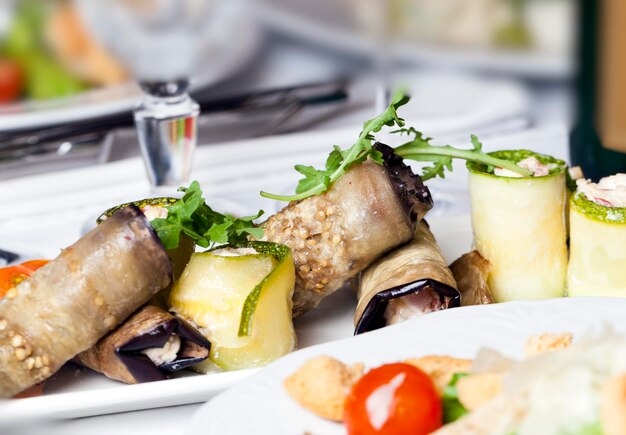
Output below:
[75,0,224,194]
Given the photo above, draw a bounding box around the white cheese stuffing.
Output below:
[211,247,258,257]
[576,174,626,208]
[141,205,169,221]
[494,156,557,178]
[140,334,181,366]
[383,289,441,326]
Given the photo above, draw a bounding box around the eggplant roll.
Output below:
[567,175,626,297]
[467,150,568,302]
[264,143,433,316]
[0,205,172,398]
[449,250,494,306]
[354,221,460,334]
[78,305,211,384]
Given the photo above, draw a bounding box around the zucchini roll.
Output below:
[77,305,211,384]
[169,241,296,371]
[264,143,433,316]
[467,150,568,302]
[567,175,626,297]
[0,206,172,397]
[354,221,460,334]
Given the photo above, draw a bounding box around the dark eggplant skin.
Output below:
[354,280,460,334]
[78,305,211,384]
[263,142,433,316]
[373,142,434,223]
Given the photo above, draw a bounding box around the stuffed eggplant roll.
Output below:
[78,305,211,384]
[449,250,494,306]
[568,175,626,297]
[354,221,460,334]
[467,150,568,302]
[0,205,172,398]
[264,143,433,316]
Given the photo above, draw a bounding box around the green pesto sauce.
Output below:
[572,192,626,224]
[467,149,567,179]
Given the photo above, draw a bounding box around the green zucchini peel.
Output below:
[467,149,567,179]
[210,241,292,337]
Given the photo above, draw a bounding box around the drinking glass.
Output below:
[76,0,223,193]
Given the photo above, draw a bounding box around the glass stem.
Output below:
[134,80,199,193]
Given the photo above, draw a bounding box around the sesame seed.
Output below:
[15,348,27,361]
[25,358,35,370]
[11,334,23,348]
[40,367,51,377]
[0,320,6,330]
[95,296,105,307]
[5,289,17,300]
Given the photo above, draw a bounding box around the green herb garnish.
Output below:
[394,130,533,180]
[260,91,410,202]
[442,373,470,423]
[151,181,264,250]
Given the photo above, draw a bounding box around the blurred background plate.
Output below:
[256,0,575,79]
[0,1,261,132]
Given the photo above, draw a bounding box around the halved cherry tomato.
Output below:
[0,59,22,104]
[344,363,442,435]
[0,260,49,298]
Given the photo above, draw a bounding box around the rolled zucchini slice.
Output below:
[467,150,568,302]
[567,186,626,297]
[169,241,296,371]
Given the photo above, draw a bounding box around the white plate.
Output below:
[186,297,626,435]
[0,215,471,427]
[0,3,261,132]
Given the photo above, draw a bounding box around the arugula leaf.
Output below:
[151,181,264,250]
[260,90,410,202]
[393,130,533,180]
[442,373,469,424]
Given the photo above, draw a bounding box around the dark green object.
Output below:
[569,0,626,180]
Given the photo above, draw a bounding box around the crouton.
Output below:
[456,372,503,411]
[404,355,473,392]
[284,356,364,421]
[525,332,573,357]
[601,373,626,435]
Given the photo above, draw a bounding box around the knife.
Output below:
[0,80,350,152]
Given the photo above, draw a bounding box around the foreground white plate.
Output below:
[186,297,626,435]
[0,216,470,426]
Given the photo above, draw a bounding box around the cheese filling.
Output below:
[576,174,626,208]
[494,156,557,178]
[211,247,258,257]
[140,334,181,366]
[383,288,441,326]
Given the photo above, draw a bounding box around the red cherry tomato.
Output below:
[0,260,49,298]
[0,59,22,104]
[344,363,442,435]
